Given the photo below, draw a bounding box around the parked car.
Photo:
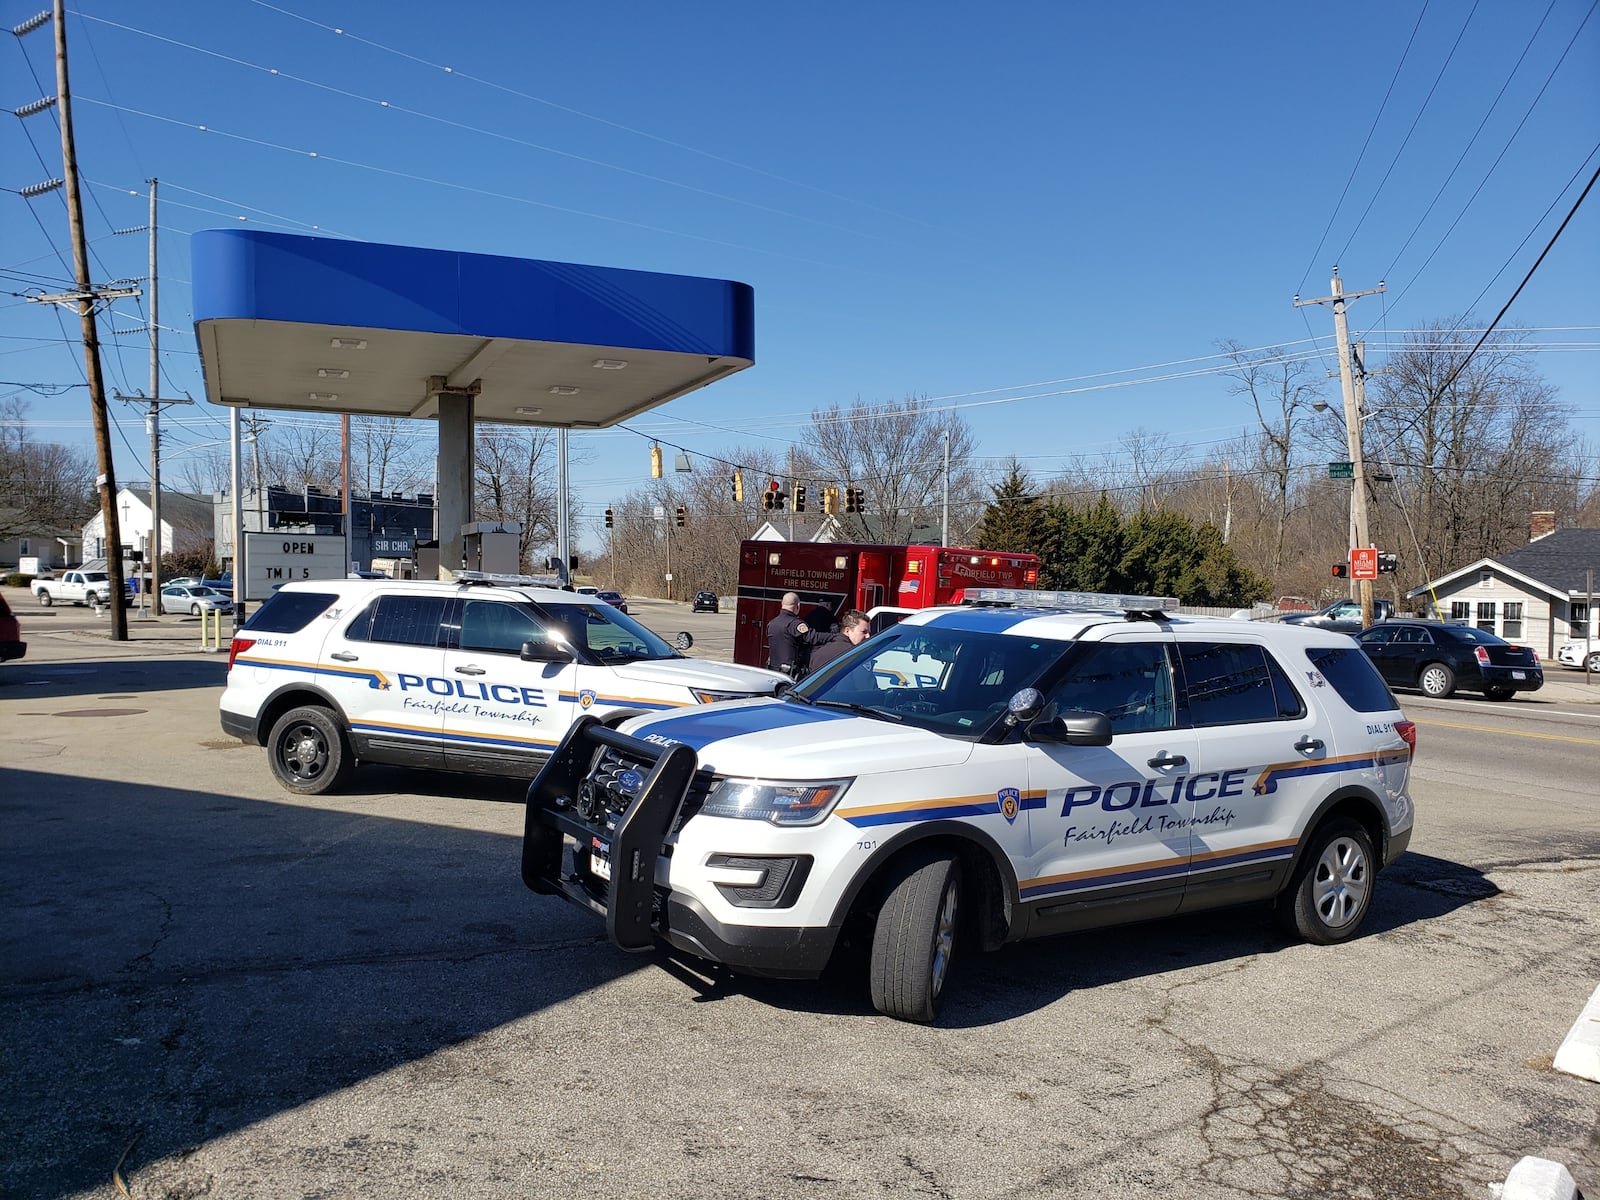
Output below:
[1356,620,1542,700]
[160,584,235,617]
[692,590,719,613]
[596,590,628,614]
[1280,597,1395,634]
[1555,640,1599,673]
[0,593,25,662]
[575,585,600,597]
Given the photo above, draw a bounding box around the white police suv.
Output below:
[220,576,788,794]
[522,590,1417,1022]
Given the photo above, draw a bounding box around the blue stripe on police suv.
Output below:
[631,699,851,751]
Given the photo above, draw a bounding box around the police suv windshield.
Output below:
[539,599,676,663]
[793,624,1063,737]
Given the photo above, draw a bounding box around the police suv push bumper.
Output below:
[522,715,836,975]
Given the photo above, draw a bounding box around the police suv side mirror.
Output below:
[1027,709,1113,746]
[520,639,574,664]
[674,631,694,651]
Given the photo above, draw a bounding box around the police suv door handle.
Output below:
[330,651,359,662]
[1294,736,1325,754]
[1147,751,1187,769]
[454,664,487,676]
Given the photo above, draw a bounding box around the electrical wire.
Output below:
[1297,0,1432,294]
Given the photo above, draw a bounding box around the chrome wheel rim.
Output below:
[280,724,329,781]
[930,878,957,998]
[1421,666,1449,696]
[1312,836,1369,929]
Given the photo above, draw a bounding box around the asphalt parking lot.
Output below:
[2,593,1597,1199]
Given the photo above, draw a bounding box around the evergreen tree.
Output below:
[976,460,1041,552]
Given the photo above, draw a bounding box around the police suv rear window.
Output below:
[1305,646,1397,713]
[346,595,450,646]
[242,590,338,634]
[1179,642,1305,726]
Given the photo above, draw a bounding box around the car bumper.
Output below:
[0,639,25,662]
[1479,668,1543,692]
[659,892,838,979]
[220,708,258,743]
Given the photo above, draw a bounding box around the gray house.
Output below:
[1406,522,1599,656]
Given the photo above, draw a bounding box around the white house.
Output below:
[1406,520,1600,656]
[80,486,215,563]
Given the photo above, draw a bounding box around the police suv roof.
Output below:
[900,591,1358,647]
[276,577,590,604]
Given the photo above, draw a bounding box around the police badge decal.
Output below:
[998,787,1020,824]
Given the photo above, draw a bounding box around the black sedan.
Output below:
[692,590,719,613]
[1356,620,1543,701]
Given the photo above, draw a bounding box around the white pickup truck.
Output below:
[30,569,130,608]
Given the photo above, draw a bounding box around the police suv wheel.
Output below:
[1418,662,1455,698]
[1279,818,1374,945]
[266,705,353,795]
[869,849,961,1023]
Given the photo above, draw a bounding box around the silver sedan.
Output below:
[160,585,234,616]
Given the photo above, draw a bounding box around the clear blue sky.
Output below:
[4,0,1597,551]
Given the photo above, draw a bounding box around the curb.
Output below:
[1488,1156,1579,1200]
[1553,983,1600,1083]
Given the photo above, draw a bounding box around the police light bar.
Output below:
[457,571,566,589]
[963,588,1178,614]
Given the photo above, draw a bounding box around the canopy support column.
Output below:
[433,377,478,579]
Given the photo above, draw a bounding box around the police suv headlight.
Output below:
[699,777,852,826]
[690,688,764,704]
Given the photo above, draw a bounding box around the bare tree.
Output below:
[353,416,434,497]
[1218,340,1327,575]
[0,396,96,538]
[1363,322,1573,579]
[807,396,981,543]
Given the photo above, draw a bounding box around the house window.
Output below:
[1502,601,1523,640]
[1476,601,1496,632]
[1480,570,1493,587]
[1574,603,1591,638]
[18,538,28,556]
[1450,601,1471,623]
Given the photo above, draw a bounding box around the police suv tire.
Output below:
[1418,662,1455,698]
[266,705,353,795]
[869,849,962,1023]
[36,590,52,607]
[1279,818,1375,945]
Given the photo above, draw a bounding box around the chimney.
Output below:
[1530,512,1556,542]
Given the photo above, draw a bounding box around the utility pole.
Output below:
[1295,268,1385,627]
[44,0,132,638]
[941,429,950,548]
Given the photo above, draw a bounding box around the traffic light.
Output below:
[822,486,838,515]
[793,484,807,513]
[650,445,663,479]
[1331,563,1348,578]
[675,504,686,527]
[731,471,744,503]
[605,507,614,529]
[844,486,862,513]
[1378,553,1398,574]
[763,480,782,511]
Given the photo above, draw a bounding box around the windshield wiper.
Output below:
[811,699,902,722]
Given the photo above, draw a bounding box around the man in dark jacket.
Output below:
[767,592,833,678]
[806,610,870,673]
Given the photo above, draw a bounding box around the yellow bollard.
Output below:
[201,607,224,652]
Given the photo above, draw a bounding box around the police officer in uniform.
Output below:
[767,592,833,678]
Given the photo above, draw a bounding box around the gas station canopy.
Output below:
[191,229,755,425]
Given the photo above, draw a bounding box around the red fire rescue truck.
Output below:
[732,540,1041,669]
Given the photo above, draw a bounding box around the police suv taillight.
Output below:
[1395,719,1417,758]
[228,637,255,671]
